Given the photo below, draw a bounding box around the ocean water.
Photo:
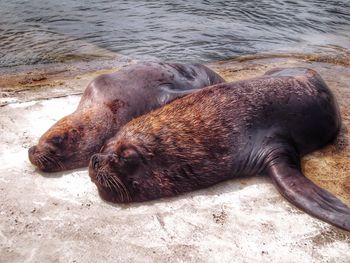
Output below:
[0,0,349,68]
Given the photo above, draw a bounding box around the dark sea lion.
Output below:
[28,62,225,172]
[89,67,350,231]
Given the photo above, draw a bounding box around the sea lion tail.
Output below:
[265,155,350,231]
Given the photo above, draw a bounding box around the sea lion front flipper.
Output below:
[157,84,201,105]
[159,84,201,95]
[265,156,350,231]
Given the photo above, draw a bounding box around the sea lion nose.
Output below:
[28,146,37,155]
[91,154,100,170]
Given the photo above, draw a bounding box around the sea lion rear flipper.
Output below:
[265,156,350,231]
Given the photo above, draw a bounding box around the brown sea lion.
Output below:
[28,62,225,172]
[89,67,350,231]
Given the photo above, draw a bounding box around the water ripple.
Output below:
[0,0,349,67]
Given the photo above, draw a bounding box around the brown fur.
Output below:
[28,62,225,172]
[89,67,350,231]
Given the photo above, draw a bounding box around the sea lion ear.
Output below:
[120,148,139,163]
[118,148,142,171]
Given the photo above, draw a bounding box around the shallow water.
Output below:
[0,0,349,68]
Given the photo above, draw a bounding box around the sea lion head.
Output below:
[29,112,106,172]
[88,135,170,203]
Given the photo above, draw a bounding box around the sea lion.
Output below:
[28,62,225,172]
[89,67,350,231]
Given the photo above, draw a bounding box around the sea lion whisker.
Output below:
[37,156,44,168]
[39,154,58,169]
[45,155,62,169]
[101,173,112,190]
[109,176,127,199]
[96,174,103,185]
[103,175,116,195]
[96,172,107,187]
[110,176,128,202]
[97,171,108,186]
[38,155,49,167]
[108,175,125,202]
[110,175,130,202]
[41,156,50,165]
[98,169,124,201]
[108,177,125,202]
[57,160,65,169]
[50,156,65,170]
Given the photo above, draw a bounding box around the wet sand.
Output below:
[0,54,349,262]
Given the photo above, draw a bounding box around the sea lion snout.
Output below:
[28,140,68,172]
[28,145,37,164]
[89,153,117,182]
[28,145,36,155]
[90,153,115,169]
[88,152,134,203]
[28,144,53,171]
